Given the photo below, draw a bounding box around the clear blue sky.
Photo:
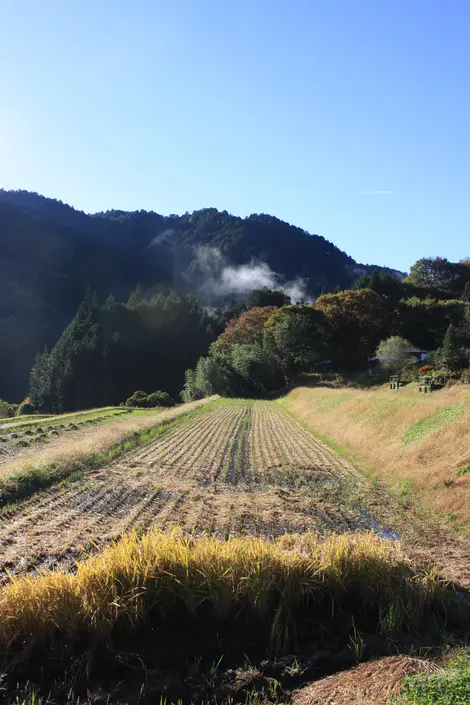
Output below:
[1,0,469,272]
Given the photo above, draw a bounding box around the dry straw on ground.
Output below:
[0,399,413,579]
[293,655,441,705]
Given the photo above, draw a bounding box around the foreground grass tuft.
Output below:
[0,530,457,670]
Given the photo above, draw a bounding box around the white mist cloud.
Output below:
[193,246,310,304]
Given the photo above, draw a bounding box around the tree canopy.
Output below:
[315,289,390,368]
[376,336,411,372]
[0,188,400,400]
[211,306,278,355]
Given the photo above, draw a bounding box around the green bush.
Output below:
[124,390,175,408]
[348,369,389,388]
[124,390,148,407]
[0,400,13,419]
[17,401,37,416]
[401,357,420,381]
[146,391,175,407]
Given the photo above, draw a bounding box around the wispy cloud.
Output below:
[190,246,311,304]
[269,191,309,196]
[270,189,393,198]
[345,190,393,196]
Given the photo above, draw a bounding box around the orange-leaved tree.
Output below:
[211,306,278,355]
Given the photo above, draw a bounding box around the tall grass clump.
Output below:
[0,531,458,673]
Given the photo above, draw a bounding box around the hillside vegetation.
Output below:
[282,381,470,528]
[0,189,377,401]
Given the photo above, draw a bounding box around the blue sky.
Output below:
[1,0,469,272]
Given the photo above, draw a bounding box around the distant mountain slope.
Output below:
[0,189,397,400]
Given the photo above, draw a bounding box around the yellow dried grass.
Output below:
[293,655,441,705]
[281,384,470,525]
[0,530,445,662]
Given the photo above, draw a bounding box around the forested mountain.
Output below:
[0,189,396,400]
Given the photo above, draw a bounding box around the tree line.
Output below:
[182,259,470,401]
[28,289,219,413]
[5,256,468,414]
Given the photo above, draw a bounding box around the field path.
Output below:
[1,398,469,587]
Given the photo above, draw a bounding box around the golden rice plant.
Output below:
[0,530,451,665]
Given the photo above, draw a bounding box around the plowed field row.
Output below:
[0,409,131,465]
[0,399,395,580]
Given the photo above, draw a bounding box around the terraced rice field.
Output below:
[0,398,406,580]
[0,407,131,463]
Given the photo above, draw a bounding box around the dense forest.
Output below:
[0,189,398,401]
[23,260,470,412]
[29,289,219,412]
[1,190,469,409]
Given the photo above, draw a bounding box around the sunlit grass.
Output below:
[398,650,470,704]
[403,405,467,444]
[281,384,470,528]
[0,530,454,668]
[0,406,126,433]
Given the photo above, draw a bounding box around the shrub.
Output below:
[124,390,148,407]
[456,464,470,477]
[0,400,13,419]
[17,398,37,416]
[461,367,470,384]
[401,357,420,381]
[125,390,175,408]
[348,369,389,388]
[418,364,434,376]
[146,391,175,407]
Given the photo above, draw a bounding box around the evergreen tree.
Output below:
[461,282,470,302]
[436,324,467,373]
[29,289,218,411]
[127,284,144,307]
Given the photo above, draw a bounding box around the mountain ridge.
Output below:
[0,188,402,400]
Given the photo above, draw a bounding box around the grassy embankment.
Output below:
[0,397,216,508]
[280,381,470,529]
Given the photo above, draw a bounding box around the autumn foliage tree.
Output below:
[406,257,470,295]
[315,289,390,368]
[211,306,278,355]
